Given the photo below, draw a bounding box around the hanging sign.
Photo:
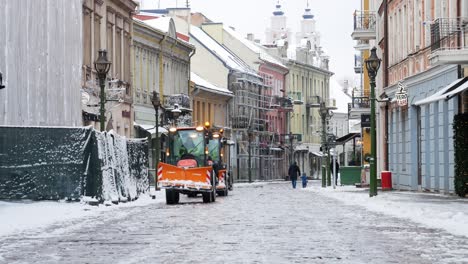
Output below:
[395,82,408,106]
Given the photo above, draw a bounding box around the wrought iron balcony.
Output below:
[351,10,377,40]
[348,89,370,119]
[429,17,468,65]
[163,93,191,109]
[305,96,321,108]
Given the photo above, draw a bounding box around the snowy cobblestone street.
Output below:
[1,182,468,264]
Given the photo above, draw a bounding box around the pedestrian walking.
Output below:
[288,162,301,189]
[301,173,308,188]
[330,159,340,186]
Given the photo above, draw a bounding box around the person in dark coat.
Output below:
[330,159,340,185]
[288,162,301,189]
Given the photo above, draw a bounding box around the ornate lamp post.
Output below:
[151,91,161,190]
[94,49,111,131]
[171,103,182,126]
[365,47,381,197]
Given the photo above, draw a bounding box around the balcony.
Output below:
[354,40,371,51]
[305,96,320,108]
[429,17,468,65]
[348,89,370,119]
[354,54,363,74]
[351,11,377,41]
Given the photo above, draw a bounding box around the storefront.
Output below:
[386,65,461,193]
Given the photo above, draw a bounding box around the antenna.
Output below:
[186,0,190,8]
[158,0,160,9]
[307,0,309,8]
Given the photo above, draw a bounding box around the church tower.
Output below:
[296,0,320,48]
[265,1,291,45]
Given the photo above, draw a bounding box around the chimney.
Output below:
[247,33,254,41]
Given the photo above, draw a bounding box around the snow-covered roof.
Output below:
[190,72,233,96]
[223,26,287,69]
[189,26,257,76]
[330,78,351,114]
[139,16,176,39]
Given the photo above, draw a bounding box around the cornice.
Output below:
[109,0,137,13]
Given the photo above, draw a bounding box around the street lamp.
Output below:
[94,49,111,131]
[311,97,337,188]
[151,91,161,191]
[171,103,182,126]
[365,47,381,197]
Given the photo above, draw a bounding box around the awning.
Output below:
[269,147,283,151]
[311,151,323,157]
[413,77,468,106]
[134,122,168,136]
[294,144,309,152]
[335,133,360,145]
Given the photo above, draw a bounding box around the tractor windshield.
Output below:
[208,139,220,163]
[169,129,205,166]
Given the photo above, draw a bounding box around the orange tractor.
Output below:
[157,122,230,204]
[207,127,232,197]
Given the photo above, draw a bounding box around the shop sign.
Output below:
[395,82,408,106]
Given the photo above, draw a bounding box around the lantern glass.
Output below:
[365,47,381,77]
[94,49,111,75]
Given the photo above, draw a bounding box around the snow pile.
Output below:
[305,186,468,238]
[96,131,149,203]
[0,194,159,238]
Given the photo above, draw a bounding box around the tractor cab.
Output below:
[158,122,219,204]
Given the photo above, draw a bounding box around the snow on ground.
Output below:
[304,183,468,238]
[0,192,163,237]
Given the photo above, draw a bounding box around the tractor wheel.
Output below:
[210,188,216,202]
[202,192,211,203]
[166,189,174,204]
[166,189,179,205]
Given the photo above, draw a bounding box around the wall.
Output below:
[0,0,82,126]
[189,37,230,89]
[388,65,458,192]
[82,0,137,137]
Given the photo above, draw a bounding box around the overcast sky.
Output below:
[140,0,361,83]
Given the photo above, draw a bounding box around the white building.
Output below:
[0,0,82,126]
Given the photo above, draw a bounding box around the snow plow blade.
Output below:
[157,162,213,191]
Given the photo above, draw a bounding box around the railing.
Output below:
[431,17,468,52]
[351,96,370,109]
[305,96,320,107]
[163,94,191,109]
[353,11,376,32]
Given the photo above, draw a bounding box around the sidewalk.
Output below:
[303,182,468,238]
[0,192,161,238]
